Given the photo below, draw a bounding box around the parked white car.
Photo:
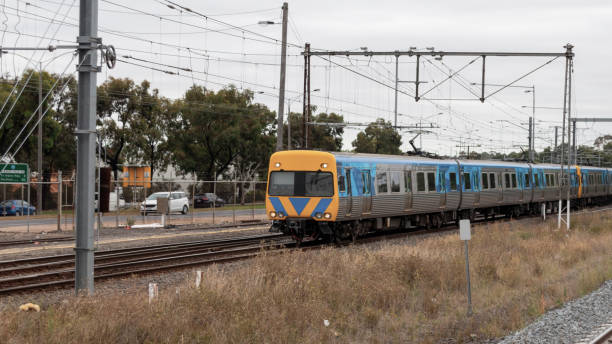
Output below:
[140,191,189,215]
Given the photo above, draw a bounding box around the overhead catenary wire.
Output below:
[0,0,75,133]
[0,52,78,171]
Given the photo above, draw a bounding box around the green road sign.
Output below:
[0,163,29,184]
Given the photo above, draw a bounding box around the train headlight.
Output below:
[321,163,328,169]
[277,211,285,218]
[269,211,277,218]
[323,213,332,219]
[315,212,323,219]
[274,162,281,168]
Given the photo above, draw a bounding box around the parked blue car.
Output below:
[0,200,36,216]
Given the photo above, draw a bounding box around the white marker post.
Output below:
[148,282,158,303]
[459,219,473,316]
[195,270,203,288]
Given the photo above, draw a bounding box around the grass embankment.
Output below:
[2,211,612,343]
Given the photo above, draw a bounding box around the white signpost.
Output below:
[459,219,473,315]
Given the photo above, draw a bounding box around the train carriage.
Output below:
[266,150,612,242]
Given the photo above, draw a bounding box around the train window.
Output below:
[338,175,346,193]
[511,173,517,188]
[417,172,426,192]
[269,171,334,197]
[449,172,457,191]
[482,173,489,189]
[545,174,551,187]
[525,173,530,188]
[427,172,436,192]
[463,172,472,190]
[554,174,558,186]
[376,171,388,193]
[489,173,496,189]
[390,172,401,193]
[404,171,412,192]
[534,174,539,187]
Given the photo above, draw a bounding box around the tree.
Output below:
[352,118,402,155]
[125,81,171,180]
[285,111,344,151]
[168,85,275,183]
[97,77,138,180]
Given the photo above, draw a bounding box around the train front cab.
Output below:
[266,150,339,241]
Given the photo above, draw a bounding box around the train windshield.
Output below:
[268,171,334,197]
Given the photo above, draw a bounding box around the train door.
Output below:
[438,166,448,208]
[473,170,480,206]
[495,172,503,203]
[361,170,372,214]
[404,168,413,211]
[345,168,353,215]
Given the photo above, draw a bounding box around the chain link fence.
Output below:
[0,176,267,233]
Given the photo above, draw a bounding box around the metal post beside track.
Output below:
[57,170,62,232]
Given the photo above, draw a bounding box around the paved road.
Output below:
[0,208,266,228]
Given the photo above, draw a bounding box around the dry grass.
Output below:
[2,211,612,343]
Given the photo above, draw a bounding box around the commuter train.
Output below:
[265,150,611,242]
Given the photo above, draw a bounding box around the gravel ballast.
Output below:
[497,280,612,344]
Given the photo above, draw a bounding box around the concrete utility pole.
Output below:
[554,126,559,163]
[394,54,398,128]
[75,0,99,295]
[528,117,533,162]
[302,43,309,148]
[275,2,288,152]
[530,86,536,161]
[37,63,43,212]
[572,120,576,165]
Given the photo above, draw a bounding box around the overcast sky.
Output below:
[2,0,611,156]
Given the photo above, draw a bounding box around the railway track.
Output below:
[589,325,612,344]
[2,206,610,295]
[0,233,288,294]
[0,236,75,247]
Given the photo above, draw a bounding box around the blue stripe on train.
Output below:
[268,197,287,216]
[289,197,310,215]
[310,198,332,217]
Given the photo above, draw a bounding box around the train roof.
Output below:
[284,150,609,170]
[331,152,457,165]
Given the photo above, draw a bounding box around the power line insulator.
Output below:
[104,45,116,69]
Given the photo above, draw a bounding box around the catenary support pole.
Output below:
[572,120,577,165]
[275,2,288,152]
[528,117,533,162]
[394,54,398,128]
[287,102,291,150]
[554,126,558,163]
[37,62,43,213]
[566,50,573,230]
[302,43,308,148]
[558,46,569,229]
[75,0,99,295]
[306,45,311,149]
[531,85,536,161]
